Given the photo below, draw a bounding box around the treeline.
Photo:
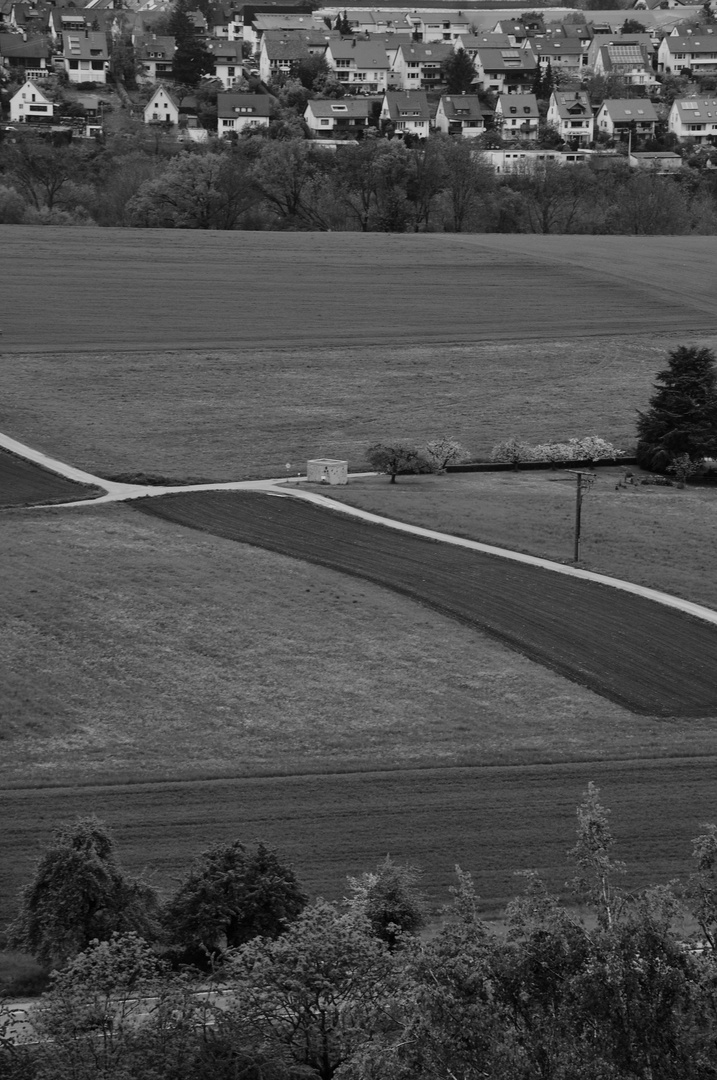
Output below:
[5,785,717,1079]
[2,131,717,233]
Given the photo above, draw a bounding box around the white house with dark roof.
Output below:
[591,41,657,87]
[435,93,489,137]
[304,97,374,137]
[414,11,471,43]
[527,33,589,75]
[668,96,717,142]
[392,41,452,90]
[217,92,272,135]
[595,98,658,138]
[380,89,430,135]
[208,37,243,88]
[143,84,181,126]
[135,34,175,83]
[473,46,537,93]
[325,38,389,92]
[61,29,109,84]
[9,77,54,122]
[495,92,539,142]
[658,33,717,73]
[0,33,50,80]
[547,90,594,145]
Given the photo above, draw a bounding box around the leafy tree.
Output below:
[440,47,476,94]
[685,823,717,949]
[1,141,84,211]
[568,782,626,928]
[7,817,160,968]
[636,345,717,471]
[128,151,259,229]
[345,857,427,949]
[252,141,337,229]
[295,54,330,91]
[424,435,470,471]
[438,136,493,232]
[226,900,396,1080]
[163,840,307,958]
[366,442,431,482]
[622,17,647,33]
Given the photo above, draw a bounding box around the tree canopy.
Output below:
[636,345,717,471]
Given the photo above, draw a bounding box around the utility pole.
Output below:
[568,470,596,564]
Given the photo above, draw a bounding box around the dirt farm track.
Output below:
[3,228,717,919]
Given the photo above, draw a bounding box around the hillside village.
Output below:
[3,0,717,169]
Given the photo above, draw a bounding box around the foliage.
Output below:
[568,782,626,928]
[621,17,647,33]
[7,817,160,968]
[168,0,214,85]
[366,442,431,482]
[345,856,427,949]
[667,452,701,486]
[423,436,470,471]
[163,840,307,958]
[490,437,534,466]
[127,150,259,229]
[226,899,396,1080]
[636,345,717,471]
[440,47,476,94]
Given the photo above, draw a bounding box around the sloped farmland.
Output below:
[137,491,717,718]
[0,447,98,508]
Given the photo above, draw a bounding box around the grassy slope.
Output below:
[3,501,684,790]
[318,469,717,610]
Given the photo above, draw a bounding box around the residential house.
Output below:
[668,96,717,142]
[494,92,539,141]
[629,150,682,169]
[217,91,271,135]
[595,98,658,138]
[258,29,333,83]
[380,89,430,136]
[527,33,589,76]
[210,6,243,41]
[658,32,717,74]
[304,96,373,137]
[135,34,175,83]
[482,147,591,172]
[493,15,546,43]
[325,38,389,92]
[434,92,490,136]
[0,33,50,79]
[339,10,411,35]
[473,46,537,93]
[143,83,181,125]
[245,13,325,53]
[547,90,594,144]
[48,7,89,48]
[207,37,243,87]
[414,11,471,43]
[453,33,513,62]
[591,40,657,88]
[61,29,109,84]
[391,41,452,90]
[9,77,54,121]
[586,32,655,68]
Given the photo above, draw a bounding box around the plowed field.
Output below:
[2,756,715,925]
[0,447,97,508]
[136,491,717,717]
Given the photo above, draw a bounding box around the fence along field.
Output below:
[2,231,717,923]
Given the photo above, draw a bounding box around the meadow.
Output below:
[2,229,717,931]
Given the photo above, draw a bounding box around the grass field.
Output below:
[0,448,99,508]
[3,230,717,929]
[318,468,717,610]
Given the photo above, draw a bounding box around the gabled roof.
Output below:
[382,89,430,120]
[663,33,717,52]
[263,35,312,61]
[10,76,52,103]
[135,34,175,61]
[497,91,539,115]
[207,37,243,61]
[62,30,108,61]
[529,38,587,58]
[253,13,324,32]
[550,90,592,118]
[217,92,272,118]
[145,84,181,110]
[305,97,372,117]
[0,32,49,57]
[396,41,452,63]
[438,93,488,121]
[474,46,537,73]
[671,96,717,120]
[327,38,389,67]
[598,42,652,70]
[455,33,513,49]
[599,98,658,120]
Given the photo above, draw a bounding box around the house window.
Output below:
[320,118,330,125]
[228,66,235,75]
[69,60,79,69]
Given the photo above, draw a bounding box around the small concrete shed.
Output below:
[307,458,348,485]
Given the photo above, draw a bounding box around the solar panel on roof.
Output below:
[607,44,644,64]
[501,49,520,57]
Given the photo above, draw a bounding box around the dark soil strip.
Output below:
[0,448,99,508]
[136,491,717,718]
[2,758,716,922]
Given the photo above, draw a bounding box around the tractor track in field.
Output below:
[136,490,717,719]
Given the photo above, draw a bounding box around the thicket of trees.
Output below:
[5,788,717,1079]
[637,345,717,472]
[3,129,717,233]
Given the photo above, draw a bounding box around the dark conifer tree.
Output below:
[636,345,717,471]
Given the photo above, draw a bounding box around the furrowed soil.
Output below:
[0,447,98,508]
[1,230,717,478]
[137,491,717,717]
[3,758,717,925]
